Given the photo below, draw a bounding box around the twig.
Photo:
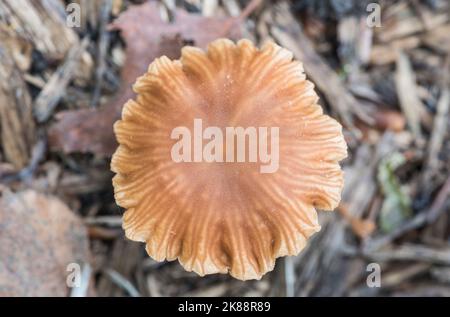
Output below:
[363,244,450,265]
[379,263,430,289]
[364,213,426,252]
[284,257,295,297]
[222,0,241,17]
[421,55,450,188]
[238,0,263,21]
[395,51,428,142]
[221,0,263,36]
[18,137,47,181]
[365,174,450,251]
[430,267,450,284]
[202,0,218,17]
[409,0,433,31]
[0,137,46,184]
[84,216,123,227]
[270,3,373,134]
[104,269,141,297]
[87,226,122,240]
[91,0,113,108]
[426,174,450,223]
[34,37,90,122]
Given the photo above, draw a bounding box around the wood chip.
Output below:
[0,42,35,169]
[395,51,427,141]
[0,0,78,60]
[34,37,90,122]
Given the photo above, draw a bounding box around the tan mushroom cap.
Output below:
[111,39,347,280]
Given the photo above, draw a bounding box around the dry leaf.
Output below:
[395,51,431,141]
[338,203,376,239]
[0,189,92,296]
[373,109,406,132]
[48,1,241,156]
[377,152,412,233]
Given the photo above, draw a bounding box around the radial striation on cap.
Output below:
[111,38,348,280]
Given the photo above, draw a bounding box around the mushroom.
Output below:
[111,39,347,280]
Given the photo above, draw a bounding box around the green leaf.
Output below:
[377,152,412,233]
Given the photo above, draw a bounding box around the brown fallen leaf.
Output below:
[48,1,241,156]
[355,108,406,143]
[338,203,376,239]
[0,188,93,296]
[372,109,406,132]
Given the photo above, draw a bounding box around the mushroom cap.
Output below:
[111,39,347,280]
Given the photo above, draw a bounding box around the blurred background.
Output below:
[0,0,449,297]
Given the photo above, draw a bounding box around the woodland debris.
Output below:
[34,37,90,122]
[0,188,92,296]
[370,36,421,65]
[338,203,376,239]
[366,174,450,252]
[430,267,450,284]
[0,0,449,297]
[364,244,450,265]
[377,152,412,233]
[0,0,78,60]
[48,1,241,156]
[395,51,427,141]
[422,85,450,187]
[371,109,406,132]
[377,2,448,43]
[0,42,35,169]
[103,269,141,297]
[91,0,114,108]
[271,3,373,131]
[377,263,430,290]
[422,24,450,54]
